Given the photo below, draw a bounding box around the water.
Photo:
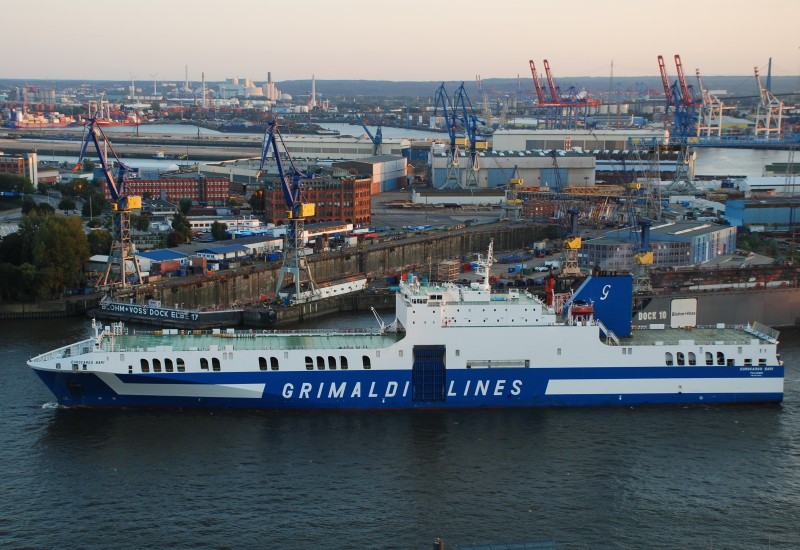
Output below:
[2,316,799,549]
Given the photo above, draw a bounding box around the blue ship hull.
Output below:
[34,364,784,410]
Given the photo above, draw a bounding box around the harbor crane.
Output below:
[74,116,143,289]
[753,65,783,139]
[258,119,319,303]
[530,59,598,130]
[453,82,487,188]
[695,68,728,138]
[657,54,700,193]
[433,83,463,188]
[347,112,383,155]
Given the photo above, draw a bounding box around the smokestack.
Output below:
[185,65,189,91]
[202,72,206,108]
[268,71,272,84]
[311,74,316,107]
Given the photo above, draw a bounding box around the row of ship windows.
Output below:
[665,351,767,367]
[133,355,375,373]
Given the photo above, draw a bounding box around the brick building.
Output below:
[102,174,230,207]
[261,175,371,225]
[0,153,39,187]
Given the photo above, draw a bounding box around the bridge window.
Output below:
[305,356,314,370]
[317,356,325,370]
[140,359,150,373]
[212,358,221,371]
[259,357,268,371]
[153,359,162,373]
[688,352,696,366]
[665,352,674,366]
[340,356,348,370]
[758,358,767,366]
[177,358,186,372]
[270,357,279,371]
[717,352,725,366]
[677,352,685,366]
[362,355,371,369]
[200,358,209,370]
[705,352,713,366]
[744,358,752,366]
[328,356,336,370]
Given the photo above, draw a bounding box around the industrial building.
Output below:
[102,173,230,207]
[580,220,737,271]
[261,174,372,226]
[202,155,409,197]
[490,128,668,152]
[724,198,800,232]
[430,149,595,190]
[0,152,39,187]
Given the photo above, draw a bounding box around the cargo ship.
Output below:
[28,243,783,409]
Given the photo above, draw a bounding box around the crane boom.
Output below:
[258,120,315,219]
[346,112,382,155]
[74,116,139,205]
[542,60,560,104]
[529,60,547,104]
[657,55,673,106]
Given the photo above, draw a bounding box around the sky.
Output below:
[3,0,799,83]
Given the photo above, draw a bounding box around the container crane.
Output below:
[74,116,143,289]
[433,83,463,188]
[695,68,727,138]
[453,82,487,188]
[347,112,383,155]
[257,119,319,303]
[753,65,783,139]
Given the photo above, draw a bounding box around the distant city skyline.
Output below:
[4,0,799,82]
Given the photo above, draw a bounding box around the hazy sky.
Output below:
[4,0,798,82]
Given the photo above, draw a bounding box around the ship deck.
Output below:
[622,326,768,346]
[104,329,405,353]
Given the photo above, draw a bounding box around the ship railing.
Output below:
[29,338,96,363]
[595,320,620,346]
[745,322,780,344]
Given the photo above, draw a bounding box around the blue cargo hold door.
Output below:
[412,345,446,402]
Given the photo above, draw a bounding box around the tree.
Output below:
[87,229,113,255]
[131,213,152,232]
[0,173,32,194]
[171,212,193,243]
[210,221,228,241]
[58,198,77,212]
[179,197,192,215]
[82,159,95,173]
[82,193,106,217]
[32,216,89,297]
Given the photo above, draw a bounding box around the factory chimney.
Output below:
[202,72,206,108]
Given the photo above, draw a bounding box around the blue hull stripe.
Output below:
[34,364,784,409]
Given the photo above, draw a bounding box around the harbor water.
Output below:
[2,315,799,549]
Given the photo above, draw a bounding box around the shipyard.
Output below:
[2,3,800,546]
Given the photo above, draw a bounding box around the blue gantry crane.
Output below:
[433,83,463,188]
[453,82,487,188]
[258,119,319,303]
[658,54,700,192]
[74,116,143,288]
[347,112,383,155]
